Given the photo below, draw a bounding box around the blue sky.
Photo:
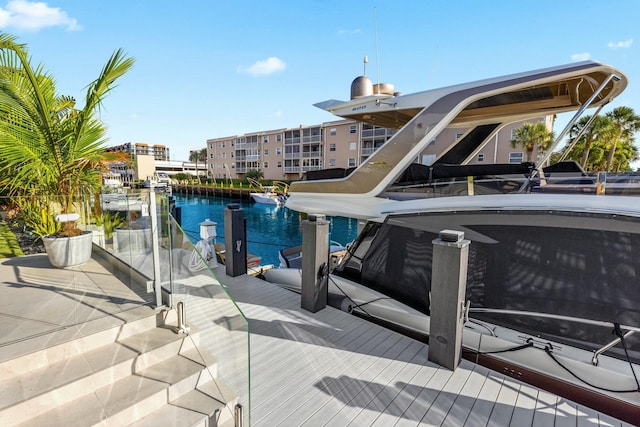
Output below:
[0,0,638,162]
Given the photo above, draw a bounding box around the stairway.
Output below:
[0,305,239,427]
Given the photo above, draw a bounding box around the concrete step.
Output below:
[0,314,187,425]
[0,305,165,380]
[12,338,220,426]
[129,376,239,427]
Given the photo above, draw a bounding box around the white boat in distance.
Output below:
[264,61,640,423]
[248,179,288,206]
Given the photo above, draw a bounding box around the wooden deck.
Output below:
[210,267,633,427]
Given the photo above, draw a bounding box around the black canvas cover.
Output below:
[335,210,640,363]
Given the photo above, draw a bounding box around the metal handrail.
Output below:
[469,307,640,333]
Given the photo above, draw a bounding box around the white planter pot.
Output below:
[42,231,93,268]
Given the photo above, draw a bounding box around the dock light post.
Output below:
[301,214,329,312]
[428,229,470,371]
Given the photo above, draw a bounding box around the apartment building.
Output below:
[105,142,171,161]
[205,116,553,181]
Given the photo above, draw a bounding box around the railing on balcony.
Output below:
[284,166,300,173]
[302,151,322,158]
[284,152,300,159]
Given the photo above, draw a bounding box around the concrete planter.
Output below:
[42,231,93,268]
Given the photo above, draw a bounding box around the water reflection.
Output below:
[176,194,358,266]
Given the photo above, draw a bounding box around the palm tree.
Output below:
[510,121,555,163]
[0,33,134,235]
[189,148,207,183]
[567,114,611,169]
[604,106,640,172]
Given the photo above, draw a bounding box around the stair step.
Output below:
[127,404,212,427]
[0,305,161,380]
[131,378,238,427]
[0,326,186,425]
[16,374,169,427]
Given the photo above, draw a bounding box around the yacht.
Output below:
[264,61,640,423]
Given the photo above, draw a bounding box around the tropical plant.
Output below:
[510,121,555,163]
[0,33,134,236]
[189,147,207,183]
[604,106,640,172]
[244,169,264,182]
[562,107,640,172]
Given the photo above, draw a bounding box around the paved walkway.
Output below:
[0,254,154,364]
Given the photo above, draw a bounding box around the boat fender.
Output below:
[328,293,353,313]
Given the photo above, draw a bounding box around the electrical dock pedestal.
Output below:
[301,214,329,312]
[224,203,247,277]
[428,229,470,371]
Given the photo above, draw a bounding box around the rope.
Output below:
[188,240,214,271]
[543,345,638,394]
[613,323,640,392]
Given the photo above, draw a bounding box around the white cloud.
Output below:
[337,29,361,35]
[608,38,633,49]
[268,109,283,119]
[237,57,286,76]
[0,0,80,32]
[570,52,591,61]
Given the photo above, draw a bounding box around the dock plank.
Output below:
[204,267,632,426]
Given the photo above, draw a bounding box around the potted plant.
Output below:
[0,33,134,267]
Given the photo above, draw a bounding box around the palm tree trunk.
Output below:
[606,141,617,172]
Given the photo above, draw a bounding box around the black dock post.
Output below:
[224,203,247,277]
[428,229,470,371]
[301,214,329,312]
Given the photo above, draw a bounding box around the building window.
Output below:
[349,125,357,134]
[277,161,282,168]
[230,152,234,158]
[348,158,356,167]
[264,149,269,155]
[330,143,336,152]
[276,147,282,155]
[329,159,336,167]
[210,153,214,159]
[263,136,269,143]
[221,153,226,159]
[349,142,356,151]
[509,152,524,164]
[477,153,484,162]
[330,128,337,136]
[276,134,282,142]
[263,162,269,168]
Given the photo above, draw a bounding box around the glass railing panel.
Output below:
[167,215,250,424]
[0,193,156,349]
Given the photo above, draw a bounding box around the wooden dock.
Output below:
[204,267,633,426]
[172,184,256,200]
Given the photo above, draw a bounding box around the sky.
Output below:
[0,0,638,162]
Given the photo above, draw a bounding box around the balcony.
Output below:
[302,151,322,158]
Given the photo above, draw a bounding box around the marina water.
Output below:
[175,194,359,266]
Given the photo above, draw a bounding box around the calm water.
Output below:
[175,194,359,266]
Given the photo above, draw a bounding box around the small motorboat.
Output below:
[248,179,288,206]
